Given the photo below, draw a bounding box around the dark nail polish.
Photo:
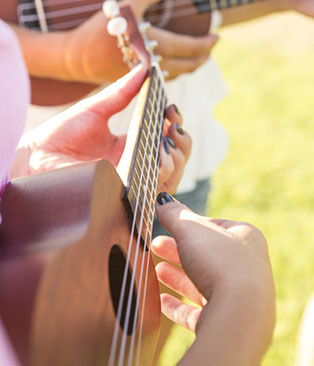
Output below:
[166,135,176,149]
[176,123,184,135]
[157,192,174,205]
[163,137,170,154]
[174,104,180,115]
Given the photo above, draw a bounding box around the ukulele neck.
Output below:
[17,0,266,31]
[194,0,266,13]
[118,64,167,246]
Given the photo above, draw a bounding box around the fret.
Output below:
[19,3,101,23]
[194,0,265,13]
[125,66,166,246]
[18,0,41,30]
[17,0,102,31]
[17,0,267,32]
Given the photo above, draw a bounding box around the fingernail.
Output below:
[157,192,174,205]
[174,104,180,116]
[163,137,170,154]
[166,135,176,149]
[176,123,184,135]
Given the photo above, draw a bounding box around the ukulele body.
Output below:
[0,160,161,366]
[1,0,211,106]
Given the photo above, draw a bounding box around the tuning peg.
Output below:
[145,40,158,52]
[103,0,120,18]
[107,16,127,36]
[138,21,151,34]
[162,70,169,79]
[151,54,162,64]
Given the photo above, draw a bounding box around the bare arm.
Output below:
[9,12,128,84]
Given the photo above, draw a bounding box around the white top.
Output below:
[26,12,229,194]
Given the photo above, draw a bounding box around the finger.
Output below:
[157,262,205,307]
[77,63,148,118]
[155,195,227,245]
[157,137,174,189]
[151,235,181,266]
[147,27,219,58]
[168,123,192,163]
[160,293,202,333]
[164,104,182,126]
[161,143,185,193]
[159,53,209,79]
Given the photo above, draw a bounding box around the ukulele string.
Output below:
[108,71,164,366]
[117,73,165,366]
[128,87,166,366]
[18,0,236,30]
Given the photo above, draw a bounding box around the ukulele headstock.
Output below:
[103,2,153,70]
[103,1,166,76]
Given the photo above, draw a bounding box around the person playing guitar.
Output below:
[0,16,278,366]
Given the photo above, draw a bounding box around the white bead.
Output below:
[107,16,127,36]
[103,0,119,18]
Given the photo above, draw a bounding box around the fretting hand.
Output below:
[11,64,191,195]
[152,194,276,366]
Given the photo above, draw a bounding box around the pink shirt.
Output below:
[0,19,30,366]
[0,20,29,196]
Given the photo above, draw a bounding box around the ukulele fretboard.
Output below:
[193,0,265,14]
[18,0,266,31]
[124,66,166,246]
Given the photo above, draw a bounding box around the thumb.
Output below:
[155,192,205,242]
[78,62,148,118]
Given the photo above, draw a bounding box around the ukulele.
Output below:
[0,6,167,365]
[1,0,264,106]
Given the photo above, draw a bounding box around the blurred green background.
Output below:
[159,12,314,366]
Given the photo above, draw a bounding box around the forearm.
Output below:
[9,23,71,81]
[220,0,290,27]
[179,283,275,366]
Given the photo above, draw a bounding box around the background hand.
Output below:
[63,11,129,84]
[152,196,276,365]
[146,27,219,80]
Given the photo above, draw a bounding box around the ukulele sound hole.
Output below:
[109,245,138,335]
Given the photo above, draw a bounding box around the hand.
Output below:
[146,28,219,80]
[63,11,129,84]
[11,64,191,194]
[151,195,276,366]
[65,10,219,83]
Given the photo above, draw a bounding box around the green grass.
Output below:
[159,13,314,366]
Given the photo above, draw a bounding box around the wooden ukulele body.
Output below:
[0,160,161,365]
